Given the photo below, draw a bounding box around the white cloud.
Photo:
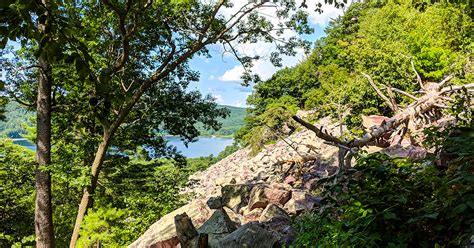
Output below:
[306,0,346,26]
[217,1,346,83]
[218,65,245,82]
[212,94,224,104]
[209,75,216,80]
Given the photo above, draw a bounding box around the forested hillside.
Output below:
[196,105,246,137]
[236,3,473,153]
[232,2,474,246]
[0,102,245,138]
[0,101,33,138]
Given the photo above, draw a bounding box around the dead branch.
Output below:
[362,73,397,112]
[409,58,424,89]
[292,116,343,145]
[293,70,470,170]
[389,87,419,100]
[438,74,454,88]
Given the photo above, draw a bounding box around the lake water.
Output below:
[13,136,234,158]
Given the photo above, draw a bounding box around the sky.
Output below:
[187,2,347,108]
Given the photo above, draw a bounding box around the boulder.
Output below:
[248,185,291,210]
[128,199,212,248]
[243,208,263,223]
[198,209,237,247]
[284,190,320,215]
[175,213,208,248]
[221,184,253,213]
[259,204,290,223]
[206,196,223,209]
[218,222,279,248]
[259,204,294,245]
[223,207,243,226]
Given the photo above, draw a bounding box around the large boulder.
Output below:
[197,209,237,247]
[259,204,290,223]
[128,200,212,248]
[221,184,253,213]
[218,222,279,248]
[259,204,294,245]
[248,185,291,210]
[284,190,320,215]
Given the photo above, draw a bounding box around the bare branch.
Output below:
[362,73,397,112]
[389,87,419,100]
[385,85,398,112]
[409,57,424,89]
[438,74,454,88]
[441,83,474,94]
[292,116,344,145]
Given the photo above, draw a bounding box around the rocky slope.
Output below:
[128,117,341,247]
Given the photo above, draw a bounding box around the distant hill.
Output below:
[196,105,246,137]
[0,102,246,138]
[0,101,33,138]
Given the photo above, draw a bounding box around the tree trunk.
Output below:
[69,133,111,248]
[35,0,55,246]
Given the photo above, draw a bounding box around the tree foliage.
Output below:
[238,2,473,148]
[294,122,474,247]
[0,140,35,247]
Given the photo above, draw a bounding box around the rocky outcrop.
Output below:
[129,117,340,247]
[197,209,237,247]
[129,113,437,247]
[128,200,212,248]
[218,223,279,248]
[182,117,341,199]
[247,185,291,210]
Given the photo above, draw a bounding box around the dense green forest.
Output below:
[0,1,473,247]
[0,102,33,138]
[195,105,246,137]
[0,102,245,138]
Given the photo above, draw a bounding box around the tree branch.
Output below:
[409,57,424,89]
[292,115,344,145]
[362,73,397,112]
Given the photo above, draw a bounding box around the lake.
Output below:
[13,136,234,158]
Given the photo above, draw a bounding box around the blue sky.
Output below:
[188,3,345,107]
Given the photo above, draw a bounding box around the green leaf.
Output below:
[453,203,467,214]
[423,212,439,219]
[384,212,397,220]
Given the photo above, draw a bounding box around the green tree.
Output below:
[0,140,35,246]
[2,1,319,246]
[238,2,473,148]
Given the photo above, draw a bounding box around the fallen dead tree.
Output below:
[293,68,474,170]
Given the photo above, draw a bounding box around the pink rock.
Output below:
[283,175,296,185]
[361,115,390,129]
[243,208,263,223]
[248,185,291,211]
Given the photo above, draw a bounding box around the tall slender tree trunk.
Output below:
[69,132,111,248]
[35,0,54,246]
